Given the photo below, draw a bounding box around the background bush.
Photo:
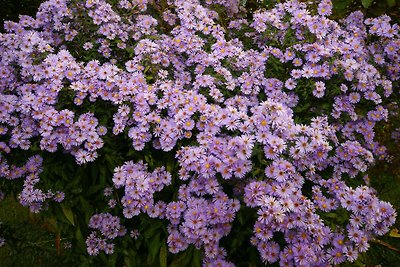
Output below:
[1,0,400,266]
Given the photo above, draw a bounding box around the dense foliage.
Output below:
[1,0,400,266]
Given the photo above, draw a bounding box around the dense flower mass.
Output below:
[0,0,399,265]
[86,212,126,255]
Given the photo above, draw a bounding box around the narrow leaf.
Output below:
[389,228,400,238]
[159,242,167,267]
[387,0,396,7]
[361,0,374,8]
[147,233,161,265]
[192,248,201,267]
[61,204,75,226]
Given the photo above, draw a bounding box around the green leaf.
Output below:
[79,197,93,222]
[324,212,337,219]
[169,246,200,267]
[147,233,161,265]
[76,226,83,241]
[170,250,190,267]
[361,0,374,8]
[78,256,92,267]
[353,257,366,267]
[47,216,58,232]
[238,212,244,225]
[386,0,396,7]
[143,221,162,239]
[332,0,352,11]
[126,47,134,57]
[79,196,92,211]
[159,242,167,267]
[86,184,104,196]
[389,228,400,238]
[192,248,201,267]
[61,204,75,226]
[145,154,153,165]
[90,164,99,180]
[166,159,175,173]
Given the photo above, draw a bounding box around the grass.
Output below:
[0,195,64,267]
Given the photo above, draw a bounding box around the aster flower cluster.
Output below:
[86,212,126,255]
[112,161,171,218]
[0,154,64,212]
[392,127,400,142]
[1,0,399,265]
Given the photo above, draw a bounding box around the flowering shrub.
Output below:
[0,0,399,265]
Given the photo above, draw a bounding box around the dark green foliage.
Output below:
[332,0,400,19]
[0,0,43,32]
